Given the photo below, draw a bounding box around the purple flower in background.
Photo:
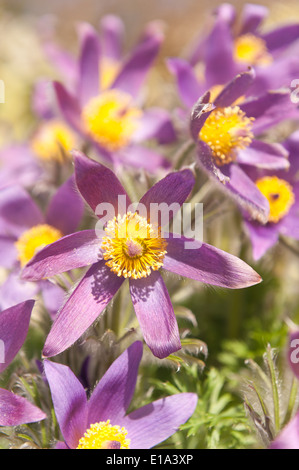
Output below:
[184,2,299,98]
[49,18,175,172]
[22,150,261,359]
[0,176,84,316]
[190,69,293,223]
[243,131,299,260]
[270,329,299,449]
[44,341,197,449]
[0,300,46,426]
[0,144,43,190]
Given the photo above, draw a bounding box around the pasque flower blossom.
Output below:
[243,130,299,260]
[190,69,293,224]
[44,341,198,449]
[0,176,84,315]
[22,150,262,359]
[0,300,46,426]
[50,18,176,172]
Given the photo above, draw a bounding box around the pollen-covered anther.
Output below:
[15,224,63,267]
[199,106,255,166]
[81,89,142,151]
[256,176,295,223]
[76,420,130,449]
[234,33,273,66]
[101,212,167,279]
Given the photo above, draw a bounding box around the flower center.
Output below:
[77,420,130,449]
[199,106,255,165]
[256,176,295,223]
[101,211,167,279]
[100,57,120,90]
[82,89,142,151]
[31,120,76,163]
[15,224,63,267]
[234,34,272,66]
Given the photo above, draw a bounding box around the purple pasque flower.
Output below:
[0,176,84,316]
[243,130,299,260]
[22,150,261,359]
[43,341,197,449]
[50,19,175,173]
[184,2,299,98]
[269,329,299,449]
[0,300,46,426]
[190,69,293,224]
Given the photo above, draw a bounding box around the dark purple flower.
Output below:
[0,176,84,316]
[49,19,175,173]
[243,130,299,260]
[22,150,261,359]
[44,341,197,449]
[0,300,46,426]
[190,69,294,223]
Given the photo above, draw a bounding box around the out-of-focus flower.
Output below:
[190,69,293,224]
[0,300,46,426]
[0,144,43,190]
[243,131,299,260]
[0,176,84,315]
[185,3,299,98]
[44,341,197,449]
[22,150,261,359]
[270,329,299,449]
[50,19,176,172]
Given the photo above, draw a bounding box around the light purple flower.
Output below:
[43,341,197,449]
[243,130,299,260]
[184,3,299,98]
[22,150,261,359]
[0,176,84,316]
[0,300,46,426]
[190,69,294,224]
[0,144,43,190]
[49,18,175,173]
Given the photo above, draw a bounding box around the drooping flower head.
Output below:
[0,300,46,426]
[22,150,261,359]
[44,341,198,449]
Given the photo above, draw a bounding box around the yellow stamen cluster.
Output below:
[77,420,130,449]
[234,34,272,66]
[100,57,120,90]
[15,224,63,267]
[256,176,295,223]
[101,212,167,279]
[82,89,142,151]
[199,106,255,166]
[31,120,76,163]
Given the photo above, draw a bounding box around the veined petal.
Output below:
[43,261,124,357]
[73,150,131,215]
[244,219,279,261]
[44,360,88,448]
[270,411,299,449]
[87,341,143,425]
[0,388,46,426]
[21,230,101,281]
[0,300,35,373]
[163,234,262,288]
[213,68,255,108]
[237,140,289,170]
[129,271,181,359]
[121,393,197,449]
[45,175,85,235]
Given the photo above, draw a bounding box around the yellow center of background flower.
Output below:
[101,211,167,279]
[31,120,76,163]
[15,224,63,267]
[234,34,272,66]
[82,89,142,151]
[256,176,295,223]
[77,420,130,449]
[199,106,254,166]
